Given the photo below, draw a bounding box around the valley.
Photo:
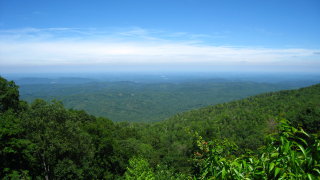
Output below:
[14,73,320,122]
[1,75,319,179]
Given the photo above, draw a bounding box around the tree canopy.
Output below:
[0,76,319,179]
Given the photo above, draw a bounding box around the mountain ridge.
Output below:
[1,76,319,179]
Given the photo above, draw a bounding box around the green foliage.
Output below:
[2,169,31,180]
[19,81,291,122]
[1,76,320,179]
[153,164,189,180]
[123,157,191,180]
[19,99,94,179]
[292,104,320,133]
[124,157,155,180]
[149,84,320,173]
[0,111,34,178]
[0,77,122,179]
[194,119,320,179]
[53,159,84,179]
[0,76,20,112]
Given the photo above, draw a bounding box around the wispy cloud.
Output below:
[0,27,319,72]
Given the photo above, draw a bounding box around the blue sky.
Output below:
[0,0,319,73]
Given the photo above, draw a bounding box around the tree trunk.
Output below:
[41,153,50,180]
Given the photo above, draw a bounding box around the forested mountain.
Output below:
[142,83,320,172]
[1,77,319,179]
[18,78,316,122]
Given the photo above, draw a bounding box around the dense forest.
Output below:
[1,76,319,179]
[17,76,318,122]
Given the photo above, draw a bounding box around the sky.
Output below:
[0,0,319,73]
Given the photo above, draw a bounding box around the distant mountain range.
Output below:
[17,77,319,122]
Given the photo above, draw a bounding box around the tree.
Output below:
[21,99,93,179]
[0,111,34,179]
[0,77,20,112]
[124,157,155,180]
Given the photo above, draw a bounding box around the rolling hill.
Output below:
[18,79,314,122]
[139,83,320,171]
[1,76,319,179]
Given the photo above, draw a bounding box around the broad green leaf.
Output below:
[296,144,307,158]
[271,153,279,158]
[221,168,226,179]
[274,168,281,177]
[307,173,312,180]
[313,168,320,175]
[300,128,310,138]
[297,137,308,146]
[269,162,275,173]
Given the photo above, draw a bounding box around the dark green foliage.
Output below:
[1,76,319,179]
[0,77,124,179]
[0,110,34,178]
[165,84,320,147]
[19,81,293,122]
[0,99,124,179]
[124,157,155,179]
[20,99,95,179]
[194,119,320,179]
[122,157,191,180]
[0,77,20,112]
[133,84,320,174]
[292,104,320,133]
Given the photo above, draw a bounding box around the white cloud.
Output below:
[0,27,319,70]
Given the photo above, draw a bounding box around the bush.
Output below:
[194,119,320,179]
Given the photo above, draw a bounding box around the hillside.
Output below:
[1,77,319,179]
[18,79,310,122]
[138,83,320,171]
